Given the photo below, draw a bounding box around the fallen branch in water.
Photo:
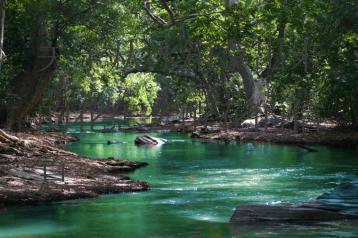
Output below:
[298,145,318,152]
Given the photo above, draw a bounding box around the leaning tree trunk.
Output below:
[6,22,58,131]
[225,0,264,115]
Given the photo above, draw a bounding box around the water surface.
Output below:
[0,122,357,237]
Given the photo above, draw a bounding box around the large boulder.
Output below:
[241,115,283,128]
[258,115,283,127]
[241,118,259,128]
[134,135,166,146]
[316,181,358,215]
[191,131,202,138]
[200,126,220,134]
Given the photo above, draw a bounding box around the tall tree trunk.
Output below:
[90,110,95,131]
[202,86,220,119]
[6,22,58,130]
[64,104,69,133]
[193,103,197,129]
[79,109,84,133]
[264,103,268,131]
[0,0,5,67]
[111,104,116,130]
[350,100,357,128]
[57,73,67,126]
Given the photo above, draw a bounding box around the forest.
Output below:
[0,0,356,131]
[0,1,357,237]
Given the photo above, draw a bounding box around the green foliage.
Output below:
[1,0,357,127]
[120,73,160,116]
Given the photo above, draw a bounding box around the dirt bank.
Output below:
[0,129,148,206]
[132,120,358,148]
[191,128,358,148]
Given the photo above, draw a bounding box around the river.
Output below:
[0,121,357,237]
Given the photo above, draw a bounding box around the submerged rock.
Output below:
[231,181,358,224]
[230,205,357,223]
[315,181,358,215]
[100,128,116,133]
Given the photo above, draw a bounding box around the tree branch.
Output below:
[159,0,175,24]
[123,65,196,79]
[142,0,222,28]
[143,0,172,27]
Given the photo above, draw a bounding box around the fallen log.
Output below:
[298,145,318,152]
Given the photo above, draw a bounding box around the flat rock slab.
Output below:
[230,205,358,223]
[231,182,358,224]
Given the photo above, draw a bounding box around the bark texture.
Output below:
[6,22,58,130]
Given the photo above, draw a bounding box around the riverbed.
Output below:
[0,122,357,237]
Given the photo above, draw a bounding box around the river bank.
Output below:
[136,120,358,149]
[191,127,358,148]
[0,129,148,206]
[39,112,358,149]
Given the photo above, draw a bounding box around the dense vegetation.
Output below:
[0,0,356,130]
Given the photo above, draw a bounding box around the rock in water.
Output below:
[191,131,201,139]
[134,135,166,146]
[316,181,358,215]
[107,140,123,145]
[231,181,358,224]
[230,205,358,223]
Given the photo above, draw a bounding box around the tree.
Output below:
[2,0,133,130]
[0,0,5,67]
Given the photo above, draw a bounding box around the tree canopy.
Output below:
[0,0,357,130]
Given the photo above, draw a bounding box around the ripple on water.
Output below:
[173,210,228,223]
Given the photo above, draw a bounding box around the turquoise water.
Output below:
[0,122,357,237]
